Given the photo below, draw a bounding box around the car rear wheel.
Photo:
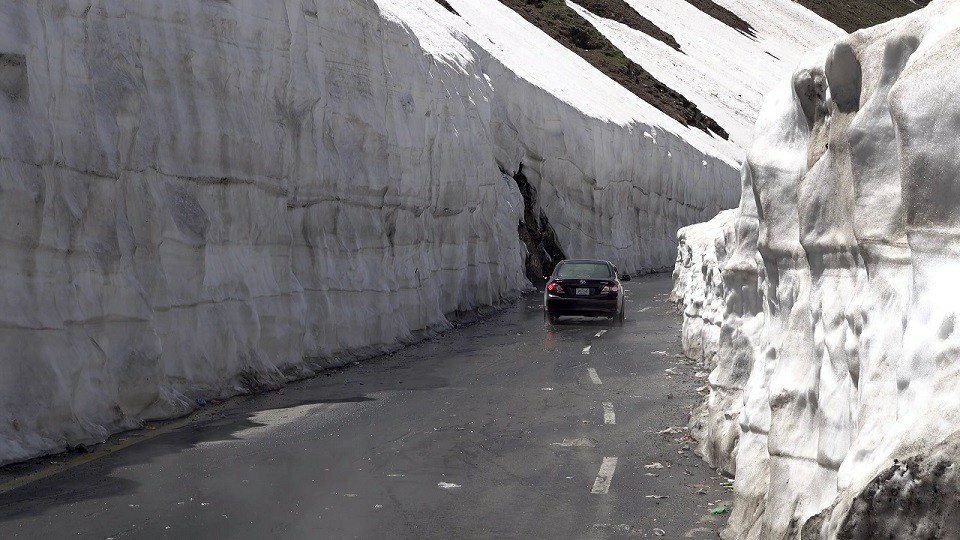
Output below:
[618,307,625,326]
[545,311,558,325]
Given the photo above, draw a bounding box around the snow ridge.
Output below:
[673,1,960,537]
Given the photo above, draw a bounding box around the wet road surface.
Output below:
[0,273,731,539]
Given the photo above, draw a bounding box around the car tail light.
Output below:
[602,284,619,294]
[547,282,565,294]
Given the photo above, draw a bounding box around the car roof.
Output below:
[557,259,613,265]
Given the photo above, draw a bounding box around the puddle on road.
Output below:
[197,396,376,446]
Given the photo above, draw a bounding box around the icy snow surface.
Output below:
[673,1,960,538]
[571,0,843,150]
[0,0,737,463]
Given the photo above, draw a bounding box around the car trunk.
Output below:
[551,278,613,297]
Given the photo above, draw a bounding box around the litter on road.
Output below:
[552,438,598,448]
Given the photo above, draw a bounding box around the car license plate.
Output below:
[576,288,590,296]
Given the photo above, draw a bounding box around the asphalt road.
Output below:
[0,273,731,539]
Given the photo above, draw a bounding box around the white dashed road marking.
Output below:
[602,402,616,425]
[591,457,618,494]
[594,330,607,338]
[587,368,602,385]
[582,345,591,355]
[639,306,652,313]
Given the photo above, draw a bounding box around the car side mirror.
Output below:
[621,274,631,282]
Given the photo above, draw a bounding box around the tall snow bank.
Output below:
[673,1,960,537]
[671,209,736,367]
[0,0,737,464]
[0,0,527,464]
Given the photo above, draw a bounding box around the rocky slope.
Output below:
[673,1,960,537]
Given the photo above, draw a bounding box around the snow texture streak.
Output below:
[0,0,737,464]
[673,1,960,538]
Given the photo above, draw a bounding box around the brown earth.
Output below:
[684,0,756,37]
[435,0,459,16]
[792,0,930,32]
[498,0,729,139]
[575,0,681,51]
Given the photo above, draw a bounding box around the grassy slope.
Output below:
[792,0,930,32]
[498,0,729,139]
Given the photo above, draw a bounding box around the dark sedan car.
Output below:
[543,259,629,325]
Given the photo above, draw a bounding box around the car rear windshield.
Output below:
[555,262,612,279]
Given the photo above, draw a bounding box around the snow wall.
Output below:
[673,1,960,538]
[0,0,737,464]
